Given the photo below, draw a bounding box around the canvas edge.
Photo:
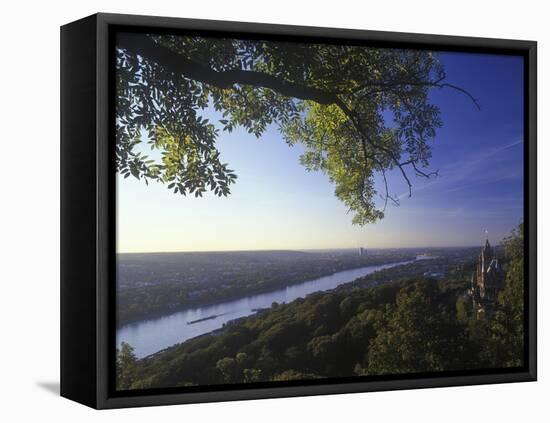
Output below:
[60,14,99,409]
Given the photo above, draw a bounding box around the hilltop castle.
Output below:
[470,237,504,318]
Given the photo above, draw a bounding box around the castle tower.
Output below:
[471,235,504,318]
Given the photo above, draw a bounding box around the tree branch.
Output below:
[117,33,456,208]
[117,33,337,105]
[350,78,480,110]
[334,98,415,198]
[411,161,439,179]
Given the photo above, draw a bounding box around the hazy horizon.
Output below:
[116,242,498,255]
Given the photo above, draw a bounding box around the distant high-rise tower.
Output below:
[359,247,366,256]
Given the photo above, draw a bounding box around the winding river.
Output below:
[117,257,424,358]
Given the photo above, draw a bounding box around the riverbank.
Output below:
[118,257,420,357]
[117,254,416,328]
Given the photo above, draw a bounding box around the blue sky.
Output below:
[117,51,524,252]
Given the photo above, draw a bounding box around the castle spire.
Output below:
[471,231,504,319]
[484,229,490,249]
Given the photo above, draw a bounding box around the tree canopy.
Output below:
[116,33,477,224]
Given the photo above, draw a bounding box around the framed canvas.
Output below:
[60,13,537,409]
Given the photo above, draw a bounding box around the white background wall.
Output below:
[1,0,547,421]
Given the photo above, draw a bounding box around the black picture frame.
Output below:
[60,12,537,409]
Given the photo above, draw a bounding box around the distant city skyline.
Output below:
[117,50,524,253]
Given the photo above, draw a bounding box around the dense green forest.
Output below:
[117,225,524,390]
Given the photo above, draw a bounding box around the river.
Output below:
[117,257,425,358]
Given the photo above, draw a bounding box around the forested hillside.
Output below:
[117,225,524,390]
